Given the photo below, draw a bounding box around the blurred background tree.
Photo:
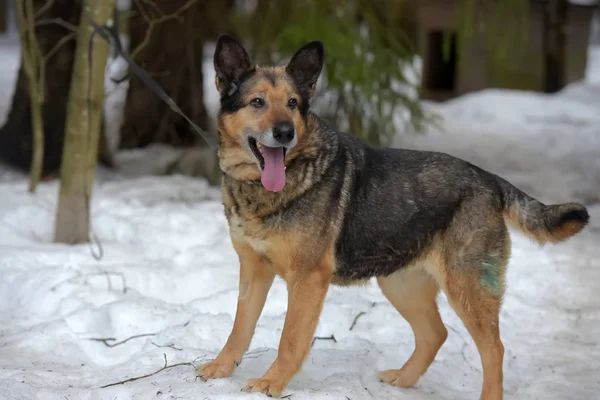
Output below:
[0,0,428,180]
[54,0,114,244]
[0,0,93,181]
[118,0,233,149]
[1,0,596,184]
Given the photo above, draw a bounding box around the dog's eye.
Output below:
[250,98,264,108]
[287,98,298,108]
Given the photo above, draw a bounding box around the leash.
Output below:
[89,7,219,152]
[82,7,219,260]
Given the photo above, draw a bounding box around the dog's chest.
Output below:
[228,212,272,253]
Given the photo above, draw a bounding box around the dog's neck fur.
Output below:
[221,113,339,219]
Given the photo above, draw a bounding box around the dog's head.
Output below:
[213,35,324,192]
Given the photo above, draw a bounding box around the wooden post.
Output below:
[0,0,7,33]
[543,0,568,93]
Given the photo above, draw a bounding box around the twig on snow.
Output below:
[349,302,378,331]
[151,341,183,351]
[349,311,366,331]
[192,354,208,364]
[99,353,196,388]
[311,335,337,347]
[50,271,128,293]
[88,332,157,347]
[242,348,270,360]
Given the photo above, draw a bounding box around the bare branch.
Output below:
[349,302,377,331]
[130,0,200,60]
[34,0,57,19]
[43,31,76,62]
[151,341,183,351]
[34,18,78,32]
[133,0,152,23]
[139,0,166,18]
[88,333,157,348]
[349,311,366,331]
[241,348,270,360]
[50,271,128,294]
[311,335,337,347]
[99,353,196,388]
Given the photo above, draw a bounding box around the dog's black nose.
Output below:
[273,122,295,145]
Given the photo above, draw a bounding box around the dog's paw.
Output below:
[242,377,285,397]
[196,359,237,380]
[378,368,419,388]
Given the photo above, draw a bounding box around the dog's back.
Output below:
[331,128,588,282]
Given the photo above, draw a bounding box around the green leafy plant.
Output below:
[232,0,427,147]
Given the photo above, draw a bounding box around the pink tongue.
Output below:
[260,146,286,192]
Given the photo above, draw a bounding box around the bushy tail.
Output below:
[495,175,589,245]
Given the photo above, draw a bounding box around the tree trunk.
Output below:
[118,0,232,149]
[543,0,568,93]
[0,0,82,176]
[16,0,46,193]
[54,0,114,244]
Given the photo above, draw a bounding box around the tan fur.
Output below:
[504,206,587,245]
[200,186,337,396]
[427,259,506,400]
[209,145,518,400]
[212,175,515,399]
[243,245,334,396]
[229,223,335,396]
[423,208,509,400]
[201,39,563,399]
[377,267,447,387]
[217,70,310,182]
[197,239,275,380]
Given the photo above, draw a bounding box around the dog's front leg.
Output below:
[243,257,333,397]
[197,239,275,380]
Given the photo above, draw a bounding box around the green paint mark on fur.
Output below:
[480,255,504,297]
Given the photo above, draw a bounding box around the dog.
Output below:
[196,34,590,400]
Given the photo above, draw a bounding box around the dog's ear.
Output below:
[214,34,253,96]
[286,41,324,98]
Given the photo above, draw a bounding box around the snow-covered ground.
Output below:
[1,26,600,400]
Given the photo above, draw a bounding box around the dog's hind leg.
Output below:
[197,239,275,380]
[377,267,447,388]
[428,236,508,400]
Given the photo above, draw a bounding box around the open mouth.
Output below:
[248,137,288,192]
[248,137,287,171]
